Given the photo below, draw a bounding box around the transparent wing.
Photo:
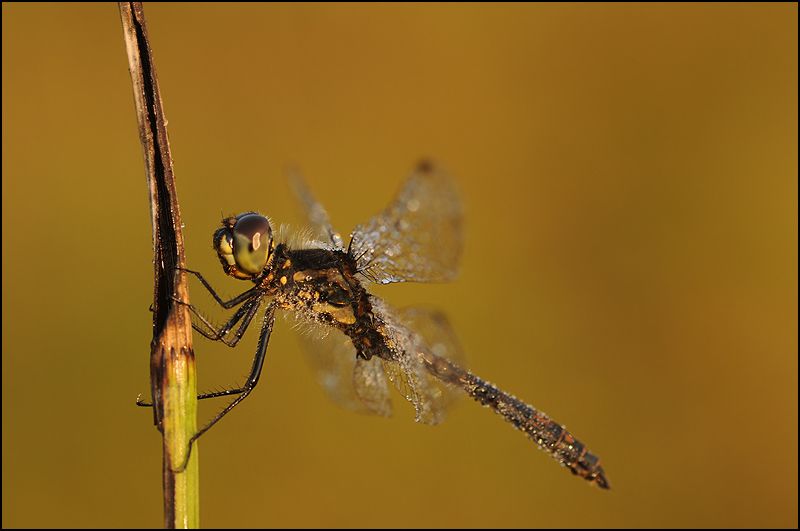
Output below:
[394,306,466,410]
[353,357,392,416]
[291,314,391,417]
[370,298,465,425]
[288,168,345,250]
[349,161,463,284]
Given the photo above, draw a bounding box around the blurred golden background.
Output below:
[3,3,797,528]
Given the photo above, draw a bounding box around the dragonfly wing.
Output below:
[288,168,345,250]
[353,357,392,417]
[292,316,392,416]
[394,305,466,410]
[381,356,447,425]
[349,161,463,284]
[371,298,465,425]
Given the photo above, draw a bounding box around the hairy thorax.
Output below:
[264,246,392,360]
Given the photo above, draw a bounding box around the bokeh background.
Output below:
[3,3,797,528]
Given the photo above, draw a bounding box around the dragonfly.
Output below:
[149,160,609,489]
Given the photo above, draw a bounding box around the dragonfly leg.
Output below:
[135,297,263,408]
[172,301,276,473]
[177,267,260,309]
[136,387,246,407]
[174,294,261,347]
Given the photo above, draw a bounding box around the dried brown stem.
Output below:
[119,2,199,528]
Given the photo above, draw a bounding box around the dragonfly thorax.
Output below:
[269,247,362,327]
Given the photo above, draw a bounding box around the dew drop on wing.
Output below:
[349,163,463,285]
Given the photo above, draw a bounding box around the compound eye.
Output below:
[217,232,233,255]
[213,227,236,272]
[232,214,273,275]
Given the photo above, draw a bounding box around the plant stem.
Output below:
[118,3,200,527]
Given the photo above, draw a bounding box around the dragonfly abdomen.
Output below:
[422,352,609,489]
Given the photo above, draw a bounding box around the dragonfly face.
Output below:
[213,212,274,280]
[167,161,610,489]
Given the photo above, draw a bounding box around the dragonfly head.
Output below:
[213,212,274,280]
